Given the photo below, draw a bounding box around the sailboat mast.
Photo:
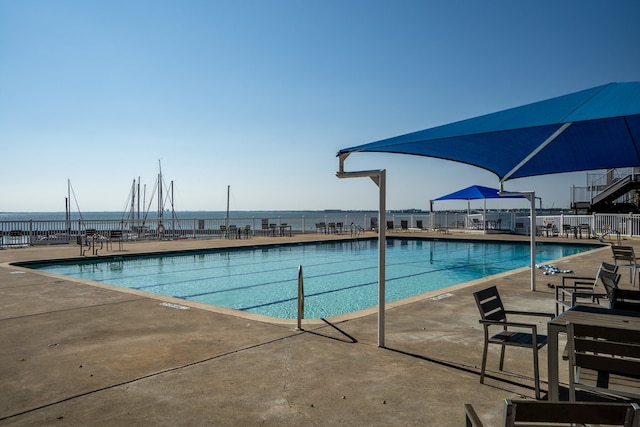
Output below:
[130,179,136,223]
[66,179,71,232]
[137,177,141,224]
[158,159,163,223]
[170,180,176,231]
[226,185,230,230]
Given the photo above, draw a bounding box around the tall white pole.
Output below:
[377,170,386,348]
[137,177,140,224]
[336,154,387,347]
[226,185,230,230]
[66,179,71,232]
[130,179,136,223]
[529,192,537,291]
[500,187,537,291]
[158,161,163,223]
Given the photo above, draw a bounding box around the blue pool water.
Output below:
[28,238,599,319]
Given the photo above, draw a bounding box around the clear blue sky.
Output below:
[2,0,639,213]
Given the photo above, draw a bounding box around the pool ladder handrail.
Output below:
[350,222,364,237]
[297,265,304,331]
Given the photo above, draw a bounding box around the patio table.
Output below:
[547,304,640,401]
[279,224,292,237]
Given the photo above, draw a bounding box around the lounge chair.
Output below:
[553,262,619,315]
[473,286,554,399]
[612,245,639,287]
[400,220,408,232]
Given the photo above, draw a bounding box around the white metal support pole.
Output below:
[296,265,304,331]
[336,154,387,347]
[501,187,536,291]
[226,185,230,231]
[374,170,386,348]
[528,191,536,291]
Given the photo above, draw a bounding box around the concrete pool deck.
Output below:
[0,231,631,426]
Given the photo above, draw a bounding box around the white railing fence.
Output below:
[1,212,638,248]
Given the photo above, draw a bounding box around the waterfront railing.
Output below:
[1,213,638,248]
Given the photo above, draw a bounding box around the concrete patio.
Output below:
[0,232,630,426]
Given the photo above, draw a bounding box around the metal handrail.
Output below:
[297,265,304,331]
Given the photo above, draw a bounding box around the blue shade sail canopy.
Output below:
[338,82,640,181]
[433,185,525,201]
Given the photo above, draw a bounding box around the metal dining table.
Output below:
[547,304,640,401]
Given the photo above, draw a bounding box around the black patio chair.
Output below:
[473,286,554,399]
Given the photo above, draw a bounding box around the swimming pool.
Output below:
[26,238,599,319]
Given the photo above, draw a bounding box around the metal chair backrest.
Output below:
[567,323,640,400]
[613,245,637,263]
[592,262,619,289]
[600,269,622,300]
[611,288,640,311]
[503,399,640,427]
[473,286,506,322]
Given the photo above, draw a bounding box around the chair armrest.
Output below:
[548,277,591,288]
[464,404,485,427]
[504,310,555,319]
[561,275,596,287]
[569,291,608,306]
[562,281,595,289]
[557,283,593,292]
[557,283,594,290]
[563,290,607,298]
[479,319,540,330]
[560,288,603,298]
[556,284,594,301]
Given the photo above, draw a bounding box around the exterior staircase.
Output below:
[572,172,640,213]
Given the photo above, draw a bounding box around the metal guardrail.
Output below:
[0,213,433,248]
[2,212,640,248]
[572,167,640,208]
[297,265,304,331]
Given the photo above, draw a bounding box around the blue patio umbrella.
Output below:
[433,185,526,201]
[336,82,640,346]
[338,82,640,182]
[431,185,526,230]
